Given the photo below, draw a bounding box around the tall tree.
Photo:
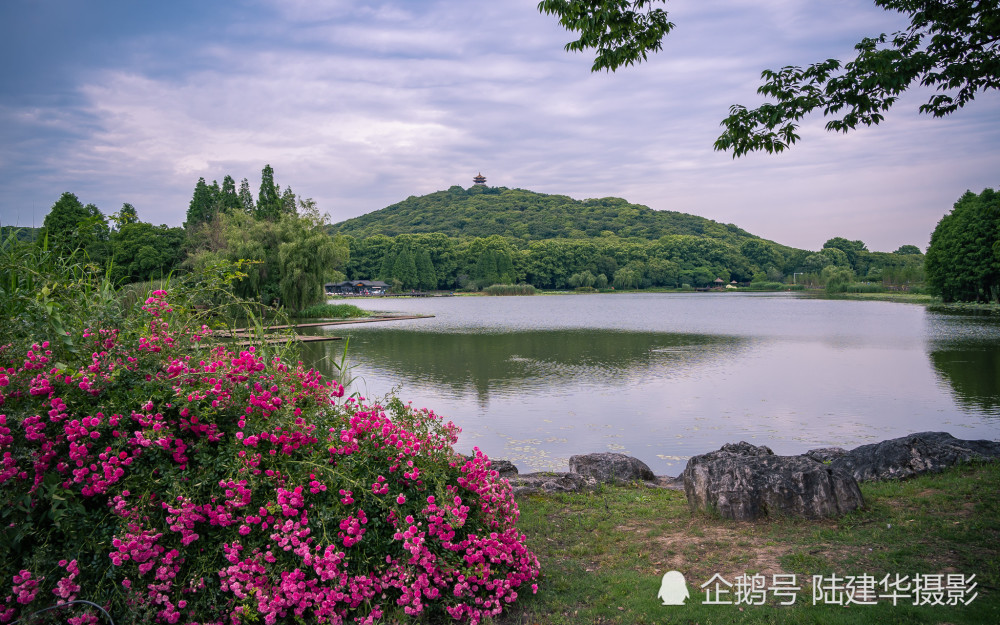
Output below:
[42,192,108,260]
[185,177,215,228]
[391,246,419,290]
[111,203,139,230]
[42,192,89,254]
[280,185,297,217]
[540,0,1000,156]
[276,204,349,310]
[220,175,241,212]
[109,222,186,284]
[823,237,869,273]
[415,248,437,290]
[238,177,256,215]
[185,201,349,311]
[257,164,283,221]
[925,187,999,303]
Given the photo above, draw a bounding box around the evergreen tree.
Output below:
[185,177,215,228]
[496,250,515,284]
[238,178,256,214]
[926,188,1000,303]
[220,175,241,212]
[474,250,501,287]
[378,246,399,283]
[281,185,297,216]
[391,246,419,290]
[257,164,282,220]
[111,203,139,230]
[42,192,88,252]
[416,248,437,290]
[209,179,222,207]
[42,192,107,260]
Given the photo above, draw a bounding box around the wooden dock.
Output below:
[233,334,343,347]
[230,314,434,333]
[228,314,434,345]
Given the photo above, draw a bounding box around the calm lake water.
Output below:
[298,293,1000,475]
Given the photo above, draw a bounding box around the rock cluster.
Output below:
[681,442,863,521]
[507,452,657,496]
[496,431,1000,520]
[822,431,1000,482]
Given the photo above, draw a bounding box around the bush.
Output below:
[0,288,538,624]
[482,284,536,296]
[840,283,887,293]
[744,281,785,291]
[294,303,370,319]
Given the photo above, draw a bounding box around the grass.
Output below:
[814,291,938,305]
[293,302,371,319]
[494,462,1000,624]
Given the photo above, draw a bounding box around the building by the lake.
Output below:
[325,280,389,296]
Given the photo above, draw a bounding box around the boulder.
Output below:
[509,472,597,497]
[568,452,655,484]
[803,447,848,463]
[827,432,1000,482]
[682,442,864,521]
[489,459,519,478]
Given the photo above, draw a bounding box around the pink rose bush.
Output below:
[0,290,539,624]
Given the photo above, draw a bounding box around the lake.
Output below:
[298,293,1000,475]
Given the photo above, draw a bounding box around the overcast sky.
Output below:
[1,0,997,252]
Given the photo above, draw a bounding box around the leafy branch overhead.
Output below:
[537,0,674,72]
[539,0,1000,156]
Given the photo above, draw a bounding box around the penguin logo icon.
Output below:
[656,570,689,605]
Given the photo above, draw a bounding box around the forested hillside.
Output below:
[331,185,760,245]
[9,177,926,304]
[330,186,924,292]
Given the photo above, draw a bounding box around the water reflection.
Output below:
[929,349,1000,414]
[291,295,1000,473]
[299,329,748,406]
[926,313,1000,417]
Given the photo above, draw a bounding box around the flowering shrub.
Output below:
[0,290,538,624]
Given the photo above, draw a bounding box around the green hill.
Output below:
[331,185,760,245]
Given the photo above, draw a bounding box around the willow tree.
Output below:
[185,200,348,311]
[277,201,349,310]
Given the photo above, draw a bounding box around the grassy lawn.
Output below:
[495,462,1000,624]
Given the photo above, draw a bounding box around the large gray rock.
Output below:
[683,442,864,521]
[488,459,519,478]
[509,472,597,497]
[569,452,655,484]
[827,431,1000,482]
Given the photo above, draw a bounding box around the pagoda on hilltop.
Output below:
[473,172,487,185]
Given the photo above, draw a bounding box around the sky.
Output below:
[1,0,997,252]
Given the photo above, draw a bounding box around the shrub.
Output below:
[0,290,538,624]
[840,283,887,293]
[295,303,370,319]
[482,284,536,296]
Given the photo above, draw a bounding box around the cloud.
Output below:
[0,0,996,252]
